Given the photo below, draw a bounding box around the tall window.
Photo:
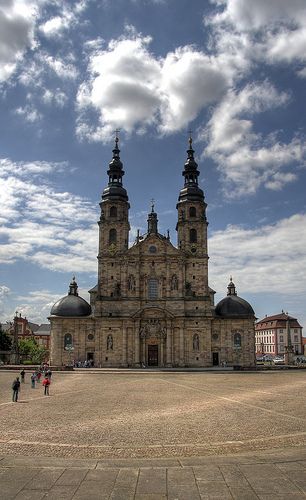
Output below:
[109,228,117,244]
[109,206,117,217]
[64,333,73,349]
[189,228,197,243]
[148,279,158,299]
[189,206,196,217]
[233,333,242,348]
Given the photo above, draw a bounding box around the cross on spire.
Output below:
[188,129,193,148]
[114,129,120,146]
[151,198,155,212]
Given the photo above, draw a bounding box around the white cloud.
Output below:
[39,1,89,38]
[209,0,306,66]
[209,213,306,296]
[76,30,236,140]
[0,158,98,272]
[203,82,306,196]
[0,0,37,82]
[15,104,42,122]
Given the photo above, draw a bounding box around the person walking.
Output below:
[12,376,20,402]
[36,371,42,383]
[42,375,50,396]
[31,372,36,388]
[20,369,25,383]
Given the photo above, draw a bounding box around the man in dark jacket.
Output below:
[12,377,20,402]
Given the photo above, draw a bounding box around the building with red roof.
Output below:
[255,312,303,357]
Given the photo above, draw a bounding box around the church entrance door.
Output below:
[148,345,158,366]
[212,352,219,366]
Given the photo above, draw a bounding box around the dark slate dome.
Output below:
[50,277,92,317]
[215,279,254,318]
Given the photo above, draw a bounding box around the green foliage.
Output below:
[18,338,48,363]
[0,324,12,351]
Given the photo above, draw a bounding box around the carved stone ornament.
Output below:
[139,319,167,340]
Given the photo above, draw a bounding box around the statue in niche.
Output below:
[193,333,199,351]
[114,282,121,297]
[127,275,136,292]
[107,334,113,350]
[171,274,178,291]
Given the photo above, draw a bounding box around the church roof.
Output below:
[50,277,92,318]
[215,279,254,318]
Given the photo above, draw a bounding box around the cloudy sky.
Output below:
[0,0,306,329]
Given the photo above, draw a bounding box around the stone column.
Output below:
[122,324,127,367]
[166,321,172,367]
[160,339,164,367]
[134,320,140,367]
[142,338,146,366]
[179,325,184,367]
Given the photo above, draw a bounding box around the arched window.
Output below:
[234,333,242,348]
[64,333,73,349]
[109,206,117,217]
[190,228,197,243]
[109,228,117,244]
[148,278,158,299]
[189,206,196,217]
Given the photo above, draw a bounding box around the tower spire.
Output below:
[101,131,128,202]
[177,135,204,203]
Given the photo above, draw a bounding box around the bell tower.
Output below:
[98,134,130,258]
[176,136,209,297]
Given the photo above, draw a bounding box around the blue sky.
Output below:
[0,0,306,329]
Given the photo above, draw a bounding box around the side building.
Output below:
[49,138,256,368]
[255,312,303,356]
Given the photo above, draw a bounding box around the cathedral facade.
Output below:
[50,138,256,368]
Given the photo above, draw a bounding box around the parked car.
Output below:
[273,356,284,365]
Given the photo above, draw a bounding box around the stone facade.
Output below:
[50,138,256,368]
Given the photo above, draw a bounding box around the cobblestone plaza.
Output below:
[1,370,306,498]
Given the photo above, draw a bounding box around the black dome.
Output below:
[215,295,254,318]
[51,295,91,317]
[50,277,91,317]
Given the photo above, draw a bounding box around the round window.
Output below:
[87,334,94,341]
[149,245,157,253]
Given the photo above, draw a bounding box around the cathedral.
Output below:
[49,137,256,368]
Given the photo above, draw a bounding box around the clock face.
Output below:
[190,245,197,254]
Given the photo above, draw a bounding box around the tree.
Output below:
[18,338,48,364]
[0,323,12,351]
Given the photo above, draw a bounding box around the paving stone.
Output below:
[14,489,47,500]
[136,468,166,495]
[249,478,302,495]
[0,482,24,500]
[197,480,232,499]
[257,494,305,500]
[55,468,88,486]
[239,463,285,480]
[72,480,111,499]
[85,468,118,482]
[168,484,200,500]
[276,462,306,472]
[229,486,259,500]
[192,465,223,481]
[110,467,138,498]
[24,468,65,489]
[220,464,250,486]
[167,466,195,484]
[134,495,167,500]
[42,485,78,499]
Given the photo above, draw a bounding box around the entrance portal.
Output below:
[148,345,158,366]
[212,352,219,366]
